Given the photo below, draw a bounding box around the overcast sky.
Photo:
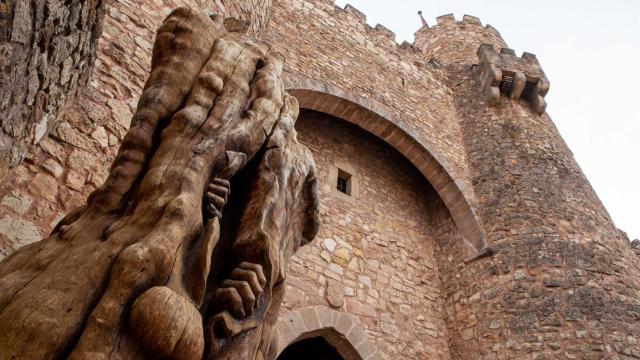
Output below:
[335,0,640,240]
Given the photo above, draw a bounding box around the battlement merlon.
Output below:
[331,4,412,47]
[474,44,550,115]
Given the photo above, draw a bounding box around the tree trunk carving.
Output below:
[0,8,319,360]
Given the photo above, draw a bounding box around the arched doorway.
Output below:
[277,337,344,360]
[285,74,488,253]
[273,306,384,360]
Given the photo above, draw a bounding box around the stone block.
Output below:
[298,307,320,330]
[345,299,377,318]
[1,191,32,214]
[0,217,41,250]
[326,279,345,308]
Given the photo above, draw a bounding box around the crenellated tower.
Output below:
[413,13,640,360]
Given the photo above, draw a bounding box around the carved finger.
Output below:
[238,262,266,287]
[211,178,230,189]
[214,287,245,318]
[208,184,229,201]
[230,268,263,300]
[207,192,226,210]
[222,280,256,315]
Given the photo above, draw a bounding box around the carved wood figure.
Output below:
[0,8,319,360]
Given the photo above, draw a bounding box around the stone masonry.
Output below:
[0,0,638,359]
[0,0,104,180]
[284,110,451,358]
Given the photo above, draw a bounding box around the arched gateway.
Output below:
[285,74,488,252]
[273,306,385,360]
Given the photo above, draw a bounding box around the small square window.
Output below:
[336,169,352,195]
[337,177,348,194]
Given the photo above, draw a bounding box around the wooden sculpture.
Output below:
[0,8,319,360]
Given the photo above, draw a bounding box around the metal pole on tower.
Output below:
[418,11,428,27]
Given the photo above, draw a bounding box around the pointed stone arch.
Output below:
[274,306,386,360]
[285,74,488,251]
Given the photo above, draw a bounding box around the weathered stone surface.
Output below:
[0,216,41,254]
[65,170,84,191]
[1,191,32,214]
[345,298,377,318]
[380,313,399,336]
[632,239,640,256]
[326,279,345,308]
[41,158,63,178]
[29,173,58,201]
[90,126,109,148]
[333,247,350,263]
[0,0,105,179]
[0,9,318,360]
[323,237,337,252]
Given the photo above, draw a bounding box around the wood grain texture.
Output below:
[0,7,319,360]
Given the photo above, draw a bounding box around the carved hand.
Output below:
[215,262,267,318]
[208,262,267,341]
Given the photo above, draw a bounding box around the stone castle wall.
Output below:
[283,109,453,359]
[263,0,472,194]
[429,16,640,360]
[0,0,638,359]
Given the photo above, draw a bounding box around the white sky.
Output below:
[335,0,640,240]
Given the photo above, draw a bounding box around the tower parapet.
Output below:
[334,4,406,49]
[414,14,506,67]
[474,44,550,114]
